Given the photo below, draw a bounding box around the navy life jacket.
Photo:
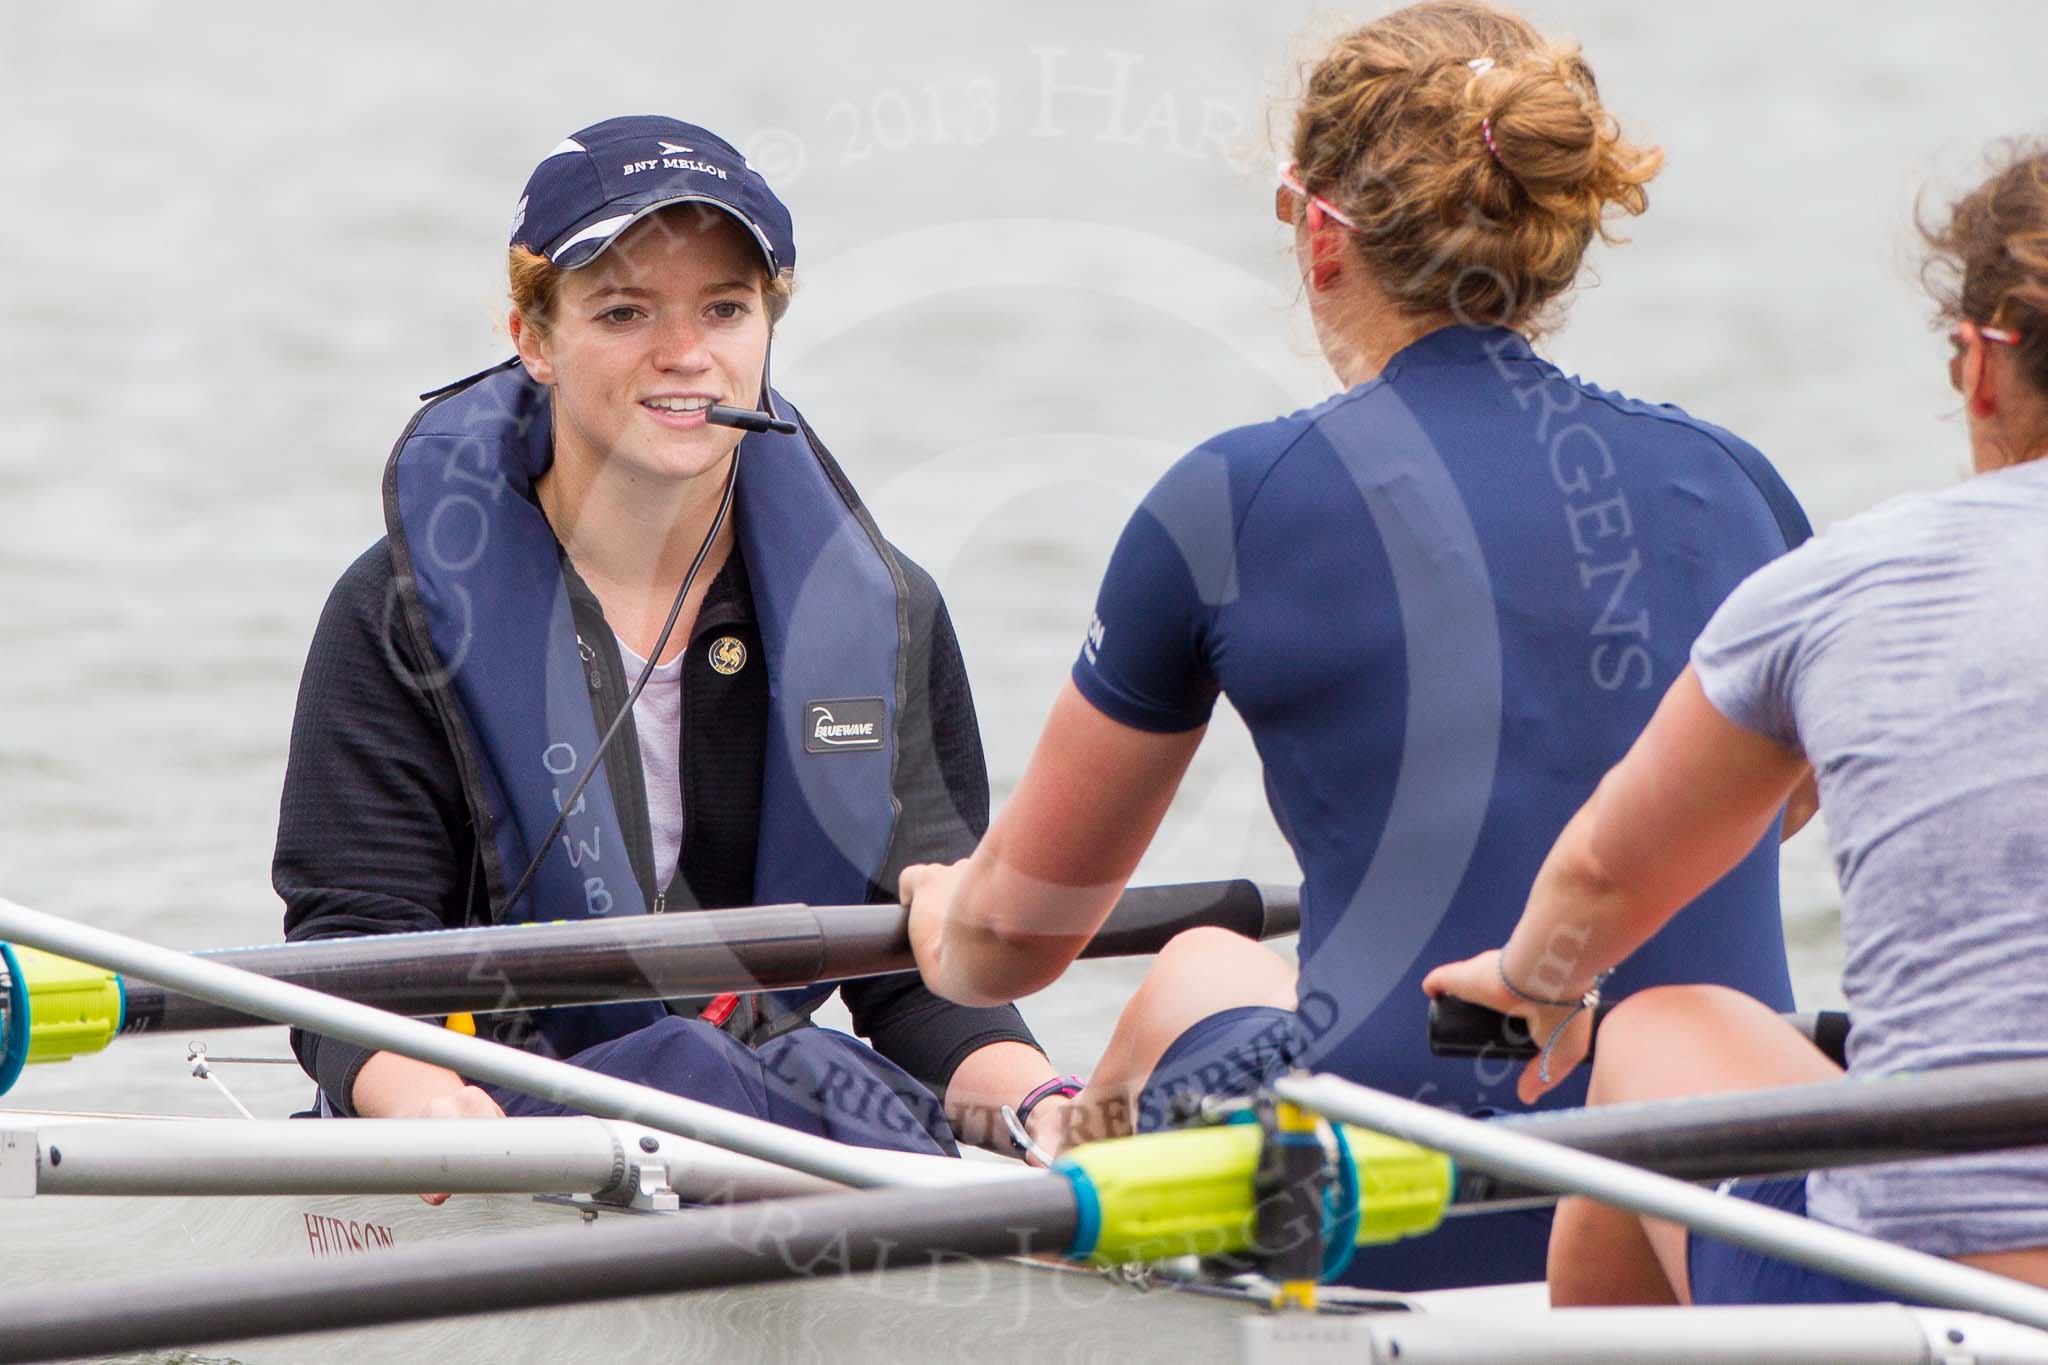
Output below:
[382,361,909,1059]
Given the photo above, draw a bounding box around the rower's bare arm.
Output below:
[941,1039,1069,1162]
[352,1051,506,1204]
[906,681,1205,1007]
[1424,667,1805,1100]
[352,1051,504,1120]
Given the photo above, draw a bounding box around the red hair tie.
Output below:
[1481,117,1504,166]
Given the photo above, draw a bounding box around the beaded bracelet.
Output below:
[1498,953,1610,1083]
[1496,953,1587,1008]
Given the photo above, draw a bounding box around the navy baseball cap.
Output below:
[509,116,795,274]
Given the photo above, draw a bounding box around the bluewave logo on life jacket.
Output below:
[805,698,886,753]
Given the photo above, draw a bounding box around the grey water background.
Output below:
[0,0,2040,1131]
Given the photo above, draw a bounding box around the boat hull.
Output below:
[0,1187,1258,1363]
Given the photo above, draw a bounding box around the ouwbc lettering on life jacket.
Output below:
[380,360,908,1059]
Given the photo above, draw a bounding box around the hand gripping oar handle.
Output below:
[0,879,1299,1089]
[1427,995,1851,1069]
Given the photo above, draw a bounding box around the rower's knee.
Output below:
[1153,924,1261,967]
[1590,984,1829,1106]
[1587,985,1750,1104]
[1603,983,1754,1041]
[1105,927,1293,1076]
[1142,927,1294,1010]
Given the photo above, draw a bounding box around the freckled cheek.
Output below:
[568,348,639,417]
[561,371,632,439]
[718,336,771,400]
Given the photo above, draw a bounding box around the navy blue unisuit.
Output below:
[1075,325,1809,1289]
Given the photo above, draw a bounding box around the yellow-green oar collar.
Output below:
[0,942,126,1095]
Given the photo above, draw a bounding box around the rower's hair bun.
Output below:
[1290,1,1662,336]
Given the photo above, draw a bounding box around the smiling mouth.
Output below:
[640,396,720,430]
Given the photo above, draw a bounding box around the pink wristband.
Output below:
[1011,1074,1084,1152]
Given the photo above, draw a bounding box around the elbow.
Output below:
[929,921,1072,1008]
[984,934,1072,1003]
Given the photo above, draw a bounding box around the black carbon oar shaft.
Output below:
[121,904,861,1033]
[0,1178,1082,1364]
[1463,1054,2048,1209]
[118,878,1297,1034]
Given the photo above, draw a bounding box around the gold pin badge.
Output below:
[708,636,747,676]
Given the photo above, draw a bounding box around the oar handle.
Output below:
[1428,995,1850,1070]
[1076,878,1297,959]
[0,878,1304,1086]
[1426,994,1612,1062]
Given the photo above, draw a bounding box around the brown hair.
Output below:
[508,214,795,337]
[1290,1,1662,336]
[1921,141,2048,399]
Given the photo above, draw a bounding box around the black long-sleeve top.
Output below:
[276,538,1038,1115]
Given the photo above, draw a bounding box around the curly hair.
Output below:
[1289,1,1662,337]
[1921,141,2048,398]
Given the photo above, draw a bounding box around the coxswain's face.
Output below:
[516,211,771,484]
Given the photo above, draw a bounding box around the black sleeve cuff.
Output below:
[923,1025,1043,1101]
[292,1029,375,1117]
[841,971,1042,1097]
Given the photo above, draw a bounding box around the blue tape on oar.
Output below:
[0,942,30,1097]
[1321,1119,1361,1282]
[1055,1162,1103,1261]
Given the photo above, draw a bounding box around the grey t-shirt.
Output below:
[614,633,686,887]
[1691,458,2048,1257]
